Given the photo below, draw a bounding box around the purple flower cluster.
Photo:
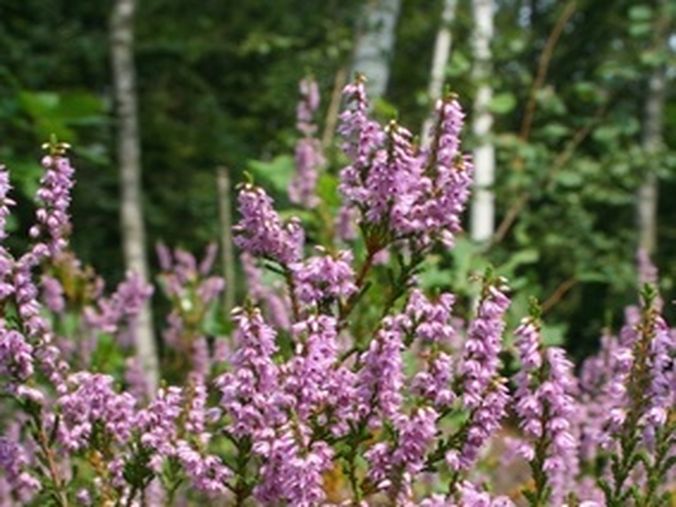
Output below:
[446,378,510,473]
[134,386,183,468]
[0,328,34,383]
[29,154,75,259]
[513,316,579,503]
[57,372,136,451]
[289,77,324,208]
[84,271,153,341]
[338,79,473,249]
[0,168,15,301]
[405,290,458,406]
[254,422,333,506]
[366,406,438,499]
[291,247,357,308]
[234,184,304,265]
[216,306,290,438]
[156,243,225,376]
[283,315,346,420]
[355,317,405,425]
[0,436,40,503]
[404,289,457,344]
[460,279,510,408]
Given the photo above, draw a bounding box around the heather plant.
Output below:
[0,80,673,507]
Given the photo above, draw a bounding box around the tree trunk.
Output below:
[421,0,458,147]
[637,0,668,257]
[351,0,402,101]
[111,0,158,391]
[469,0,495,243]
[217,167,236,316]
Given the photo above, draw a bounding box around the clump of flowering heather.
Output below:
[510,300,579,506]
[0,80,674,507]
[156,242,225,378]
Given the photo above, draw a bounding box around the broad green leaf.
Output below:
[489,93,516,114]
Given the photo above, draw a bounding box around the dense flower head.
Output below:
[404,289,457,344]
[283,315,340,418]
[411,350,456,407]
[13,256,50,339]
[0,329,34,382]
[339,80,474,249]
[234,184,304,265]
[216,306,292,437]
[454,481,515,507]
[291,247,357,307]
[513,317,579,503]
[643,314,674,434]
[175,440,231,495]
[356,317,404,424]
[29,154,75,259]
[0,436,40,503]
[408,97,474,249]
[134,386,183,466]
[599,292,673,451]
[57,372,136,451]
[364,406,438,502]
[0,168,14,302]
[253,422,333,506]
[392,406,438,476]
[84,271,153,343]
[446,378,510,471]
[338,76,385,166]
[460,278,510,409]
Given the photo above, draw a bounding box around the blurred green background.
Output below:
[0,0,674,360]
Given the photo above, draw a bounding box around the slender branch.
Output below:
[284,266,301,323]
[541,277,577,314]
[519,0,577,141]
[32,412,69,507]
[322,66,348,150]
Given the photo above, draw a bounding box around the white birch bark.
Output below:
[351,0,402,101]
[421,0,458,147]
[637,0,668,256]
[470,0,495,243]
[111,0,159,391]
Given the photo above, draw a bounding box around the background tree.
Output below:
[110,0,158,389]
[469,0,496,243]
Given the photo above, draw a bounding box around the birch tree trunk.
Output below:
[111,0,159,391]
[469,0,495,243]
[637,0,668,256]
[351,0,402,101]
[217,167,236,317]
[421,0,458,147]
